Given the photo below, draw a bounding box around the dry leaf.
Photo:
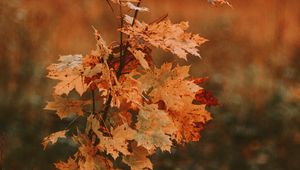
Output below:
[123,143,153,170]
[44,95,91,119]
[91,28,111,60]
[208,0,233,8]
[128,47,150,69]
[122,19,207,60]
[126,2,149,12]
[169,104,212,143]
[42,130,68,149]
[134,104,176,152]
[47,55,87,96]
[98,125,137,159]
[55,157,79,170]
[133,63,201,111]
[73,133,115,170]
[111,74,143,108]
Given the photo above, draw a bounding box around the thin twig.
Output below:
[91,89,95,114]
[65,116,80,130]
[117,0,142,78]
[105,0,117,17]
[102,0,142,122]
[117,4,124,78]
[149,13,169,25]
[103,94,112,120]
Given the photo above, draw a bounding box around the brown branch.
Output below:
[91,89,95,115]
[102,0,142,121]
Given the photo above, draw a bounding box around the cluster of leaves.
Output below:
[43,0,220,169]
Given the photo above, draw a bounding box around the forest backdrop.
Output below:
[0,0,300,169]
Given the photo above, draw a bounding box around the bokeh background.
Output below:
[0,0,300,169]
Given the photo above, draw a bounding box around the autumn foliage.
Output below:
[43,0,223,169]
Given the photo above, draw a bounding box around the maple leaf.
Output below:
[72,133,115,170]
[47,54,88,96]
[169,104,212,143]
[109,0,148,12]
[111,73,144,108]
[122,19,207,60]
[128,47,150,70]
[83,62,113,94]
[54,54,83,71]
[208,0,233,8]
[91,28,112,60]
[133,63,201,112]
[126,2,149,12]
[131,64,213,143]
[123,14,142,26]
[42,130,68,149]
[195,89,219,106]
[110,0,139,4]
[109,111,133,127]
[98,125,137,159]
[108,47,153,75]
[89,115,137,159]
[123,143,153,170]
[44,95,91,119]
[79,154,115,170]
[55,157,79,170]
[134,104,176,152]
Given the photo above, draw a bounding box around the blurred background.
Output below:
[0,0,299,169]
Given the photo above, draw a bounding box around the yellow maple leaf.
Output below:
[111,73,143,108]
[47,54,88,96]
[133,63,201,111]
[55,157,78,170]
[134,104,176,152]
[89,115,137,159]
[71,133,115,170]
[123,143,153,170]
[122,19,207,60]
[131,64,213,143]
[169,104,212,143]
[128,47,150,70]
[44,95,91,119]
[98,125,137,159]
[209,0,233,8]
[42,130,68,149]
[91,28,112,60]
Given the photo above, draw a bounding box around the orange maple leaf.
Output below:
[42,130,68,149]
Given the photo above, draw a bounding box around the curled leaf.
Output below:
[128,47,150,69]
[42,130,68,149]
[126,2,149,12]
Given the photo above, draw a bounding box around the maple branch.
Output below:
[65,116,80,130]
[116,4,124,78]
[91,89,95,115]
[102,1,142,121]
[105,0,115,15]
[117,0,141,78]
[103,92,112,120]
